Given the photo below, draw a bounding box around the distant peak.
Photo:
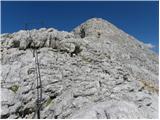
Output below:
[73,18,120,38]
[85,17,109,23]
[79,18,111,27]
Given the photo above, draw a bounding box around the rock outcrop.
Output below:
[0,18,159,119]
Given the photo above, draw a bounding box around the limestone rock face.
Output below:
[73,18,121,38]
[0,18,159,119]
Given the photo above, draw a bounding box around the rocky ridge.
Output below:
[0,18,159,119]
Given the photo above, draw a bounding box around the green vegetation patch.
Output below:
[45,97,53,107]
[9,85,19,93]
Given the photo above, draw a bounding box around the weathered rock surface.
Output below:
[0,18,159,119]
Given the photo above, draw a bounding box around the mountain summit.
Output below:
[73,18,121,38]
[1,18,158,119]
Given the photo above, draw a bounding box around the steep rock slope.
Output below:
[0,18,159,119]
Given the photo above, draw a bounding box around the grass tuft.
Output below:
[9,85,19,93]
[45,97,53,107]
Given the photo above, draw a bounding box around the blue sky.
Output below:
[1,1,159,53]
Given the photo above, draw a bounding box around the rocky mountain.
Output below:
[0,18,159,119]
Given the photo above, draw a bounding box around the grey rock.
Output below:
[1,88,15,105]
[1,105,10,118]
[70,101,145,119]
[0,18,158,119]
